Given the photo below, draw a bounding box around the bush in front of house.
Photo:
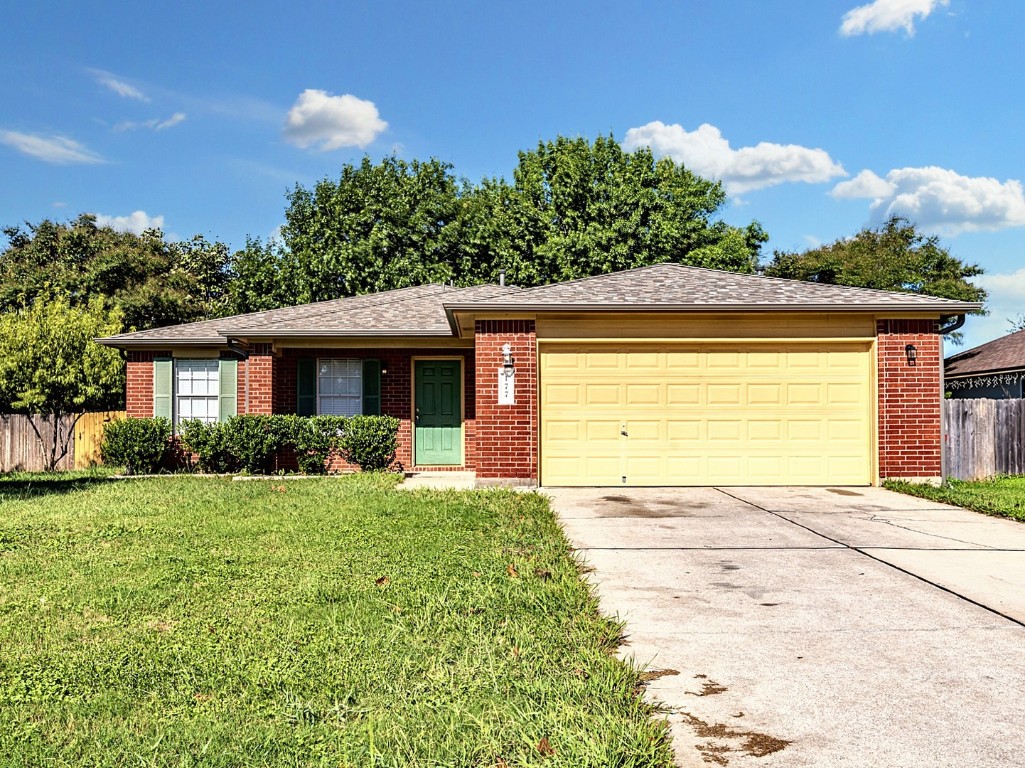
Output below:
[100,417,172,474]
[338,415,401,471]
[282,415,349,474]
[178,419,235,473]
[105,414,401,475]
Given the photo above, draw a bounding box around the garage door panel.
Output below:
[540,343,872,486]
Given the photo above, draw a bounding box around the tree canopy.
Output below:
[0,292,124,470]
[277,136,766,302]
[0,214,231,331]
[763,216,986,305]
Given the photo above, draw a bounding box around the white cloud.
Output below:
[830,166,1025,235]
[94,210,165,235]
[0,130,104,164]
[956,269,1025,350]
[283,89,387,151]
[622,121,846,194]
[114,112,187,132]
[90,69,149,101]
[840,0,948,37]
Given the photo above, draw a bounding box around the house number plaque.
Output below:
[497,368,516,405]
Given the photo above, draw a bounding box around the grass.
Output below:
[0,472,673,767]
[884,475,1025,522]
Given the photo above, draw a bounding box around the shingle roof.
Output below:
[444,263,982,313]
[945,328,1025,377]
[99,263,982,348]
[98,283,516,345]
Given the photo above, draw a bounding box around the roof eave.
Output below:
[223,328,456,338]
[945,365,1025,379]
[96,336,228,348]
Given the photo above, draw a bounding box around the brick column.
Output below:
[474,320,538,486]
[877,319,942,482]
[125,351,164,418]
[246,343,275,415]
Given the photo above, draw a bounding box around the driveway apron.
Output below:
[547,486,1025,768]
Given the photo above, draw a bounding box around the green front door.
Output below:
[414,359,462,465]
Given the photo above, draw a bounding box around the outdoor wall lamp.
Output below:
[905,344,917,366]
[501,343,515,377]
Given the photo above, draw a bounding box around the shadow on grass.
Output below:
[0,473,115,501]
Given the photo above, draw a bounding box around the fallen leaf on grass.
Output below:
[507,563,519,578]
[375,576,390,586]
[533,568,552,581]
[537,736,554,756]
[511,645,521,658]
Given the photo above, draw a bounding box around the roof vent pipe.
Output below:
[498,269,506,287]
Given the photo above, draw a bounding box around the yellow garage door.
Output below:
[540,342,873,486]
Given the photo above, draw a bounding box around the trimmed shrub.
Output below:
[100,417,172,474]
[282,415,347,474]
[178,419,234,473]
[222,415,285,474]
[338,415,400,471]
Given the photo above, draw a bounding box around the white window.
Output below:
[318,359,362,416]
[175,360,219,424]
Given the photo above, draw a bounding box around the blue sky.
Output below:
[2,0,1022,350]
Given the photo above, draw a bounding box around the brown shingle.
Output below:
[945,329,1025,377]
[445,263,981,312]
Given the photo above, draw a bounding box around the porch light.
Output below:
[501,343,515,377]
[905,344,917,366]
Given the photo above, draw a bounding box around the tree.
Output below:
[281,157,462,303]
[224,237,293,316]
[1009,314,1025,333]
[0,214,231,330]
[0,292,125,471]
[764,216,986,306]
[458,135,765,286]
[275,137,767,304]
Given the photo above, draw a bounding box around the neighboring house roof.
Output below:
[945,328,1025,378]
[98,263,983,348]
[97,283,516,346]
[444,263,982,313]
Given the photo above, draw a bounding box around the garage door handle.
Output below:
[621,429,628,436]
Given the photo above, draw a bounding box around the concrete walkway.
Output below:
[547,486,1025,768]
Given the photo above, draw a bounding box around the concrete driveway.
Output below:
[547,486,1025,768]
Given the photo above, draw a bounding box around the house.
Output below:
[945,328,1025,399]
[98,263,981,486]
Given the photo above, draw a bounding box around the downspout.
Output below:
[227,340,250,414]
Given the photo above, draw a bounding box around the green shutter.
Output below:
[153,358,172,420]
[362,359,381,415]
[297,357,317,416]
[219,358,238,422]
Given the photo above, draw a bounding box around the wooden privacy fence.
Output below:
[0,411,125,472]
[944,399,1025,480]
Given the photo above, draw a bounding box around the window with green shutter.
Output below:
[296,357,382,416]
[153,358,172,420]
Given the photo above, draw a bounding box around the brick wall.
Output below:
[474,320,538,485]
[125,350,167,417]
[877,319,942,481]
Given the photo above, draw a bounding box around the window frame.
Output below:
[173,358,221,425]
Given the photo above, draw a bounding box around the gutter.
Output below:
[443,301,986,336]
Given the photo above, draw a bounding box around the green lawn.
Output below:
[885,476,1025,522]
[0,473,673,768]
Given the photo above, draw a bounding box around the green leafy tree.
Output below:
[0,292,125,471]
[1009,314,1025,333]
[224,237,293,315]
[764,216,985,302]
[0,214,231,330]
[458,135,766,286]
[281,157,462,303]
[275,137,766,305]
[764,216,986,343]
